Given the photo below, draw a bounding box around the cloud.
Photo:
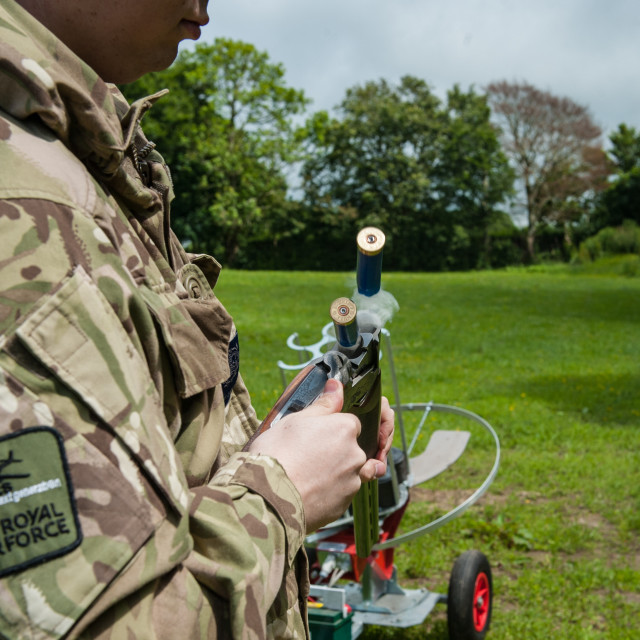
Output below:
[201,0,640,137]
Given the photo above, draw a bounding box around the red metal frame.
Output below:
[309,498,410,585]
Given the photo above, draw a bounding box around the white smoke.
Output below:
[352,288,399,330]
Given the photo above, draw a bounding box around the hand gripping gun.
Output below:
[258,227,386,558]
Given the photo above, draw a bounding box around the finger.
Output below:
[301,378,344,416]
[379,412,395,439]
[376,439,393,464]
[378,403,395,449]
[360,458,386,482]
[380,397,394,423]
[380,417,394,447]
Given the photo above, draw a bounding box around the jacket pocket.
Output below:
[139,259,233,399]
[15,266,188,513]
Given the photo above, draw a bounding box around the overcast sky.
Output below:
[200,0,640,140]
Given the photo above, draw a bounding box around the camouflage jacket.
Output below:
[0,1,309,638]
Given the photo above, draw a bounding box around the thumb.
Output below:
[304,378,344,415]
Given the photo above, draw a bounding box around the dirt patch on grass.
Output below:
[410,487,472,511]
[621,590,640,606]
[409,487,546,511]
[526,550,552,565]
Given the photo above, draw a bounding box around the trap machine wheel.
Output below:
[447,550,493,640]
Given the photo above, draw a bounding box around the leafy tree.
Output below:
[486,80,609,260]
[121,38,309,265]
[609,123,640,173]
[591,124,640,231]
[579,220,640,263]
[302,77,514,271]
[436,86,516,267]
[597,168,640,229]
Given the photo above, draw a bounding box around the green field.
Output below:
[216,266,640,639]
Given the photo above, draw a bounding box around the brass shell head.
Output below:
[357,227,385,256]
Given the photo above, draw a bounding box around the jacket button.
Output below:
[186,277,201,299]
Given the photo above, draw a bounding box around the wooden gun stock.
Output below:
[259,364,317,434]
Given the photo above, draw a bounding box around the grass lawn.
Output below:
[216,265,640,639]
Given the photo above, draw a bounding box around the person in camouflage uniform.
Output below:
[0,0,395,638]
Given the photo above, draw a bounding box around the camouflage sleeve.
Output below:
[187,453,309,639]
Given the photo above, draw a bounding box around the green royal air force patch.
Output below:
[0,427,81,577]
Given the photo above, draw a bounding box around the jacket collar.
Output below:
[0,0,126,176]
[0,0,173,221]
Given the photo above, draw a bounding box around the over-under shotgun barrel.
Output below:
[256,227,387,558]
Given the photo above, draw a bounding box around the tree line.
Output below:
[121,39,640,271]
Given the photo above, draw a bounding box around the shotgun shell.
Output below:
[330,297,359,347]
[356,227,385,297]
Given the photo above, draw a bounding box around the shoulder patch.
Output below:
[0,427,82,577]
[221,332,240,406]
